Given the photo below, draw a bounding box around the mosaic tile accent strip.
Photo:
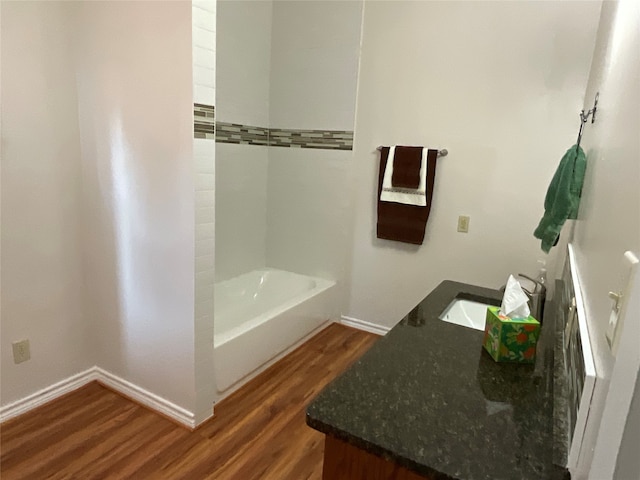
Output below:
[212,119,354,151]
[216,122,269,146]
[194,103,215,139]
[268,128,353,150]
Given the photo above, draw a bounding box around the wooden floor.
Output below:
[0,323,378,479]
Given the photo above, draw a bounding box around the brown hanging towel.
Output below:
[376,147,438,245]
[391,146,422,189]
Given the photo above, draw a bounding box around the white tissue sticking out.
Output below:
[500,275,531,319]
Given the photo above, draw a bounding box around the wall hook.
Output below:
[577,92,599,147]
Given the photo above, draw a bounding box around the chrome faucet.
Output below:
[517,274,546,323]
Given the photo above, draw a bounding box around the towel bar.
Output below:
[377,146,448,157]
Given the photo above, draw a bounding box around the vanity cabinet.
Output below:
[306,281,566,480]
[322,435,430,480]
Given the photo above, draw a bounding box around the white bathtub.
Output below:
[214,269,336,394]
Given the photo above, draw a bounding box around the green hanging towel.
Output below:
[534,145,586,253]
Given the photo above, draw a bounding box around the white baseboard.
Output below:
[340,316,390,336]
[94,367,195,429]
[1,367,196,429]
[1,317,379,427]
[0,367,98,423]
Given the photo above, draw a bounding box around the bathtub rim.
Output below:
[213,271,336,349]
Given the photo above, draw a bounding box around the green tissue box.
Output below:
[483,306,541,363]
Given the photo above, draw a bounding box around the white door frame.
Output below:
[589,252,640,478]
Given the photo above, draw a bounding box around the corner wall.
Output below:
[347,0,601,328]
[192,0,217,424]
[0,1,90,406]
[75,1,197,414]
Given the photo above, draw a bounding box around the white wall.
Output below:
[194,136,216,422]
[266,148,353,320]
[193,0,217,424]
[265,1,362,319]
[74,1,197,412]
[269,0,362,131]
[615,369,640,479]
[567,0,640,476]
[216,144,268,282]
[216,0,272,128]
[215,0,271,282]
[193,0,216,107]
[347,1,601,328]
[215,0,362,298]
[0,1,90,406]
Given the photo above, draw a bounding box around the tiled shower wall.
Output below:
[214,0,272,282]
[192,0,216,422]
[265,0,363,319]
[215,0,363,303]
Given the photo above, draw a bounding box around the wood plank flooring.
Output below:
[0,323,378,479]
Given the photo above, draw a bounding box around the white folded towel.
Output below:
[380,146,428,206]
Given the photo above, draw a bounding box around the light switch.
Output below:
[606,251,639,355]
[12,339,30,364]
[457,215,470,233]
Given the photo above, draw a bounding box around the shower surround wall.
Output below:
[215,0,272,282]
[212,1,362,396]
[266,0,362,315]
[216,0,363,322]
[192,0,216,424]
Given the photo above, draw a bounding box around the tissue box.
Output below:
[483,306,541,363]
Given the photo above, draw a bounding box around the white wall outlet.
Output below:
[457,215,470,233]
[12,339,31,364]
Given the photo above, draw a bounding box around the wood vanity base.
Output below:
[322,435,431,480]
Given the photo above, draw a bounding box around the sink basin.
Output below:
[439,298,493,331]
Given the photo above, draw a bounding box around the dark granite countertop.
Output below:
[306,280,567,480]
